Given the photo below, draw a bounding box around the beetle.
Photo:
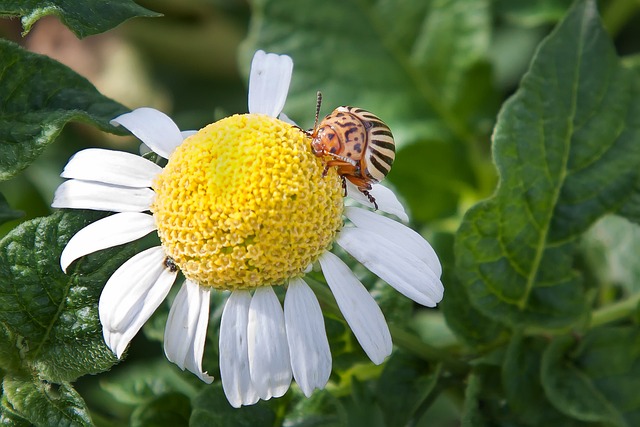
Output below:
[308,92,395,209]
[163,256,179,273]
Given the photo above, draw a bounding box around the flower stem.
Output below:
[589,292,640,328]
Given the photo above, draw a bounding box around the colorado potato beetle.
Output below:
[308,92,395,209]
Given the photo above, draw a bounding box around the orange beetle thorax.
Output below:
[311,111,367,163]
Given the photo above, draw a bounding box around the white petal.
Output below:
[318,252,392,365]
[248,50,293,117]
[186,283,213,382]
[99,246,177,358]
[60,148,162,188]
[346,181,409,222]
[278,112,297,126]
[111,107,183,159]
[52,180,155,212]
[164,280,213,383]
[220,290,259,408]
[248,286,292,400]
[284,278,331,397]
[337,228,443,307]
[344,206,442,277]
[61,212,156,272]
[181,130,198,139]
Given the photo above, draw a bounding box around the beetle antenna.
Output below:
[313,91,323,130]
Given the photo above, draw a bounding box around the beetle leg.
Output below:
[344,175,378,210]
[362,190,378,210]
[324,159,360,174]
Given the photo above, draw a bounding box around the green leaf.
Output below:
[0,394,31,427]
[0,194,23,227]
[455,0,640,329]
[189,385,275,427]
[541,326,640,426]
[441,274,506,348]
[100,360,199,406]
[370,278,413,327]
[0,0,160,38]
[282,389,348,427]
[0,323,24,373]
[3,374,92,427]
[502,334,583,426]
[463,347,580,426]
[345,378,385,427]
[618,171,640,225]
[0,211,137,382]
[375,352,439,427]
[130,392,191,427]
[0,39,129,181]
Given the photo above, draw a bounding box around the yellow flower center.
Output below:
[151,114,344,289]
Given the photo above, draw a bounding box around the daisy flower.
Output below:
[52,50,444,407]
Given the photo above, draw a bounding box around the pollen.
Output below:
[151,114,344,289]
